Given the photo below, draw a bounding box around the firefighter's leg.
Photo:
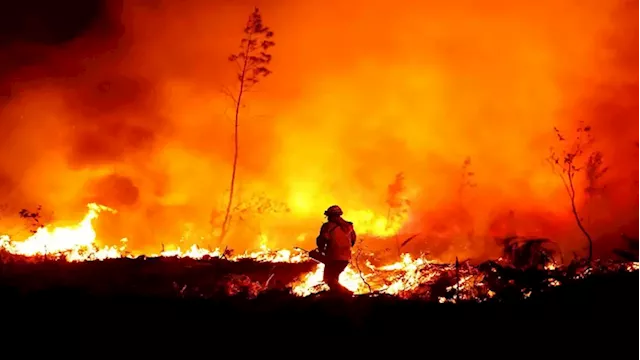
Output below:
[323,261,339,288]
[323,261,351,293]
[333,261,352,294]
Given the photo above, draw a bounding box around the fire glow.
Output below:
[0,1,636,301]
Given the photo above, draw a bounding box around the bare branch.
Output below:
[221,86,238,105]
[353,243,372,294]
[547,121,597,262]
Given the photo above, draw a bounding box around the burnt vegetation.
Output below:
[0,236,635,303]
[499,236,558,269]
[613,234,639,262]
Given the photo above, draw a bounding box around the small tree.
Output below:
[19,205,44,234]
[219,8,275,243]
[547,122,596,262]
[18,205,49,258]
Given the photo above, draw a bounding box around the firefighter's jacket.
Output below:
[316,219,356,261]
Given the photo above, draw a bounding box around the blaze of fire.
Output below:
[0,203,308,263]
[0,203,637,300]
[0,203,125,261]
[0,1,636,301]
[0,0,635,259]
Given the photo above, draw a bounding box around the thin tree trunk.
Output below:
[219,47,250,244]
[567,173,593,262]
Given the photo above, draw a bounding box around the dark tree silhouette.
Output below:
[613,234,639,262]
[548,122,596,262]
[219,8,275,244]
[584,150,608,201]
[19,205,43,234]
[501,236,557,269]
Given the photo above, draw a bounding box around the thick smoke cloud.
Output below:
[0,0,637,260]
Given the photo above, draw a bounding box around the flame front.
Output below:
[0,203,637,301]
[292,254,444,297]
[0,203,125,261]
[0,203,308,263]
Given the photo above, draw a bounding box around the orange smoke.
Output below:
[0,0,637,260]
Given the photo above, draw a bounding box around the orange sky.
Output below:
[0,0,637,260]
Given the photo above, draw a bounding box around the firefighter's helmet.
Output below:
[324,205,343,216]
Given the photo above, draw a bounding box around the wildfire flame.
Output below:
[0,1,636,286]
[0,203,125,262]
[0,203,309,263]
[0,203,637,300]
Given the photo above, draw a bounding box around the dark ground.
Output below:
[0,257,637,356]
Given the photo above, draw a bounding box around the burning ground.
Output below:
[0,203,637,302]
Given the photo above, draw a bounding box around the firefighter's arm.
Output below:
[316,223,329,251]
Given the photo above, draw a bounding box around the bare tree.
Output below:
[219,8,275,243]
[547,122,596,262]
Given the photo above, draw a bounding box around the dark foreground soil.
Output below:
[0,257,637,356]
